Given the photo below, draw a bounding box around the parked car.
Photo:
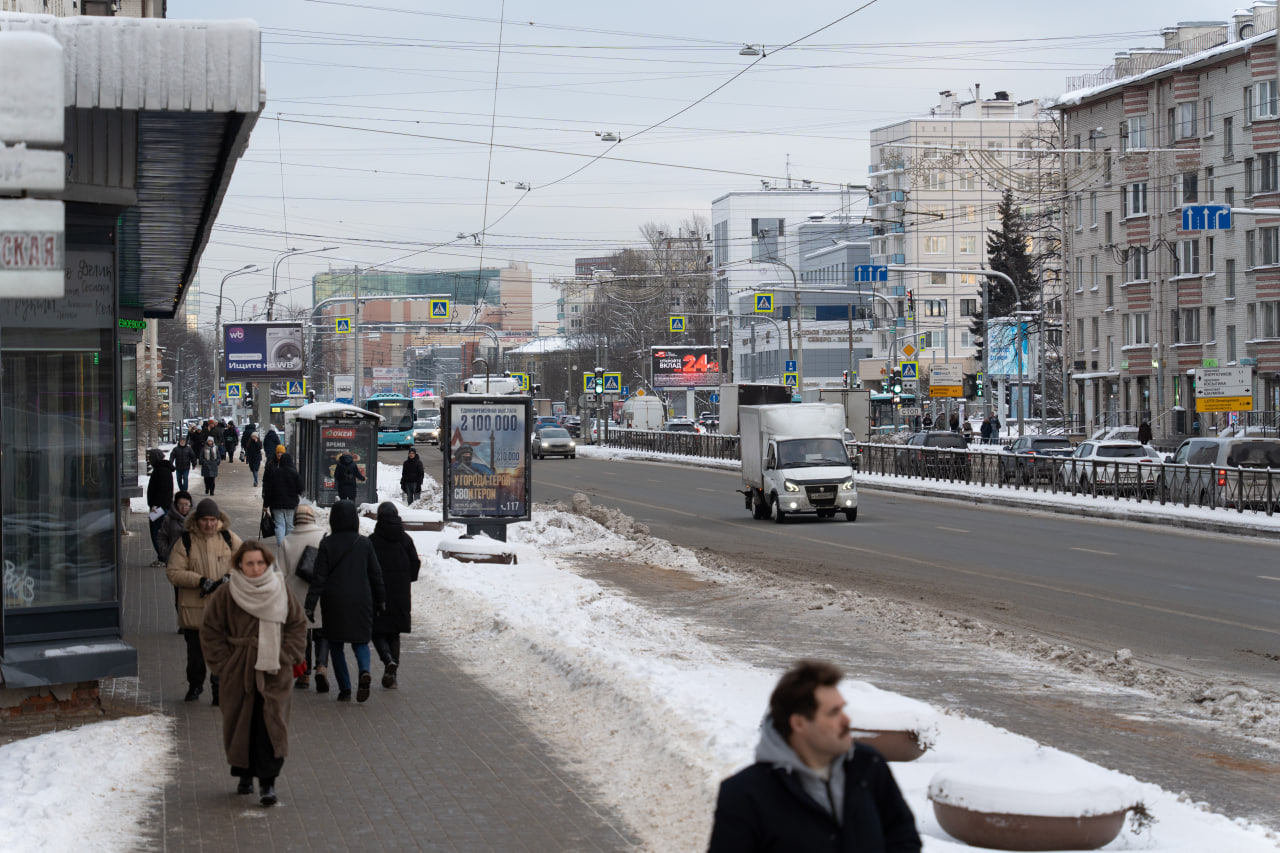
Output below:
[1089,425,1140,442]
[895,431,971,479]
[531,426,576,459]
[1162,436,1280,507]
[413,415,440,444]
[1060,440,1160,493]
[998,435,1075,483]
[697,412,719,432]
[662,418,699,433]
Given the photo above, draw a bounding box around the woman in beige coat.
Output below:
[166,498,242,704]
[201,540,307,806]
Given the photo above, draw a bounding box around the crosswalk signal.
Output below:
[976,373,984,398]
[842,370,849,388]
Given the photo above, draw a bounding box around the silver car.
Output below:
[532,426,576,459]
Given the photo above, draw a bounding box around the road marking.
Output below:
[1071,547,1117,556]
[697,487,716,492]
[1260,576,1280,582]
[938,526,968,533]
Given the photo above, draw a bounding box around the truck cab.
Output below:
[740,403,857,523]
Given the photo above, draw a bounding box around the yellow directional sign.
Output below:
[335,318,351,333]
[669,316,686,332]
[1198,396,1253,412]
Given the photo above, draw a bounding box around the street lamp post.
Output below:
[267,246,338,321]
[215,265,260,406]
[749,257,801,392]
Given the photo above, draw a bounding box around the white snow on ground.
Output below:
[0,715,173,852]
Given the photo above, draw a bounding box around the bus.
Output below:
[362,392,415,449]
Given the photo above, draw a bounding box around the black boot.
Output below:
[259,779,277,807]
[236,776,254,795]
[382,661,398,689]
[357,670,371,703]
[210,677,220,707]
[183,685,202,702]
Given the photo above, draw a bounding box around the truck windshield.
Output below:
[777,438,849,468]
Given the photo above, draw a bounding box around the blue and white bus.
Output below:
[362,392,415,449]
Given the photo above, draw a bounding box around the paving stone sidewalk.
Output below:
[109,451,636,852]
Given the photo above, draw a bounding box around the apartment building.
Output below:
[868,91,1057,395]
[1056,3,1279,436]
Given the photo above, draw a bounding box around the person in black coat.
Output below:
[400,449,425,505]
[263,428,281,459]
[708,660,920,853]
[369,503,421,689]
[333,453,366,502]
[147,449,175,567]
[244,432,264,486]
[262,452,304,547]
[170,437,197,493]
[304,500,385,703]
[223,420,239,464]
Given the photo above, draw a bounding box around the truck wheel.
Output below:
[772,497,786,524]
[844,508,857,522]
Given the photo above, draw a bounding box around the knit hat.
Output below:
[193,498,220,520]
[293,504,315,524]
[275,444,286,456]
[174,490,193,506]
[376,501,400,522]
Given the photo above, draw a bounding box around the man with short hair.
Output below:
[708,660,920,852]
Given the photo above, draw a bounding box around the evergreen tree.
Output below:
[971,189,1038,364]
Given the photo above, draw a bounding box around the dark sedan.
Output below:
[998,435,1074,483]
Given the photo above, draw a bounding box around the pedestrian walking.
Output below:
[948,412,960,433]
[223,420,239,464]
[200,540,307,807]
[212,419,226,461]
[166,498,243,704]
[304,500,385,703]
[146,449,175,567]
[922,413,933,430]
[244,432,264,487]
[1138,420,1153,444]
[262,451,304,547]
[708,659,921,852]
[156,491,194,566]
[263,442,286,482]
[333,452,366,502]
[962,419,974,444]
[369,503,421,689]
[400,448,424,505]
[979,416,993,444]
[278,503,328,691]
[240,421,257,457]
[170,436,197,493]
[262,426,281,459]
[200,436,221,495]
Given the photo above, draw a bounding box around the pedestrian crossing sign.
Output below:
[511,372,529,391]
[225,382,242,399]
[755,293,774,313]
[335,317,351,333]
[669,316,685,332]
[286,380,306,396]
[603,373,621,392]
[783,372,798,387]
[901,361,918,381]
[430,299,450,319]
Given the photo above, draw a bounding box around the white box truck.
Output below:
[740,402,857,523]
[620,396,665,430]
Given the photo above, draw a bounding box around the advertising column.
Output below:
[442,395,532,540]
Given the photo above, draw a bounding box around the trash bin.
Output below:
[1173,405,1186,435]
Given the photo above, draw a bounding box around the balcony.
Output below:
[890,253,905,264]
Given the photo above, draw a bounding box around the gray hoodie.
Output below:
[755,715,849,825]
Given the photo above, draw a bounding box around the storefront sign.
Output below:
[0,199,64,297]
[443,398,531,522]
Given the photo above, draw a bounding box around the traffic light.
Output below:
[842,370,850,388]
[593,367,604,394]
[975,372,984,398]
[243,383,254,408]
[906,289,915,313]
[891,370,903,395]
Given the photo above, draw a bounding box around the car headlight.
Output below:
[840,479,855,490]
[541,441,550,447]
[568,441,576,447]
[784,480,801,492]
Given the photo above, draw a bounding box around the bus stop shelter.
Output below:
[286,402,381,507]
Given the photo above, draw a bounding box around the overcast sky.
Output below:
[170,0,1249,324]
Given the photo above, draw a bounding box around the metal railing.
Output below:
[598,427,740,461]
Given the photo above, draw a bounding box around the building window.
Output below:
[1090,192,1097,225]
[1073,195,1083,229]
[1074,134,1082,166]
[959,236,977,255]
[1104,211,1113,244]
[1262,153,1280,193]
[924,236,947,254]
[924,300,946,317]
[1105,274,1114,307]
[965,205,977,222]
[1075,257,1083,292]
[1179,239,1200,275]
[1246,86,1255,123]
[960,298,978,316]
[1227,258,1236,297]
[960,331,974,348]
[1227,325,1236,361]
[1122,182,1147,216]
[1091,317,1099,348]
[1225,186,1235,207]
[1224,117,1233,157]
[1133,312,1150,345]
[1207,236,1215,272]
[1246,157,1255,196]
[957,173,977,191]
[1206,166,1215,200]
[1178,101,1198,138]
[1127,248,1148,281]
[1104,149,1113,184]
[1204,96,1213,129]
[1182,171,1198,203]
[931,272,947,285]
[1247,303,1257,338]
[925,172,945,190]
[1091,255,1098,289]
[1247,229,1256,267]
[1183,307,1201,343]
[1255,80,1278,120]
[1125,115,1147,150]
[1121,312,1130,345]
[1077,319,1085,352]
[1264,226,1280,266]
[1207,306,1216,342]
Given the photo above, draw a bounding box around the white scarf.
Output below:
[229,567,288,673]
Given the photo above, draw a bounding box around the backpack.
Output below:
[181,529,233,555]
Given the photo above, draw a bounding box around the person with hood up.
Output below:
[262,426,281,459]
[278,503,329,691]
[369,503,421,689]
[146,449,175,567]
[223,420,240,464]
[304,500,385,702]
[170,436,197,493]
[708,659,920,853]
[200,540,307,807]
[200,436,221,495]
[166,498,243,704]
[244,431,264,487]
[262,451,303,547]
[400,448,425,505]
[333,452,366,502]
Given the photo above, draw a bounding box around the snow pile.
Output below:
[0,715,173,851]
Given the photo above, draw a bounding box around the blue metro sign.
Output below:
[1181,204,1232,231]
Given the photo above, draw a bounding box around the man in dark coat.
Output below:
[1137,421,1153,444]
[212,419,226,460]
[170,436,197,493]
[262,427,281,459]
[708,660,920,853]
[223,420,239,464]
[304,500,385,702]
[948,412,960,433]
[400,448,425,504]
[147,449,175,566]
[333,453,366,502]
[369,503,421,689]
[262,452,304,547]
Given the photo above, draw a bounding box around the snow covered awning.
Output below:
[0,12,263,318]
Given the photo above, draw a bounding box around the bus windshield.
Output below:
[368,400,414,432]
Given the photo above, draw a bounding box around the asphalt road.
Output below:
[502,452,1280,690]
